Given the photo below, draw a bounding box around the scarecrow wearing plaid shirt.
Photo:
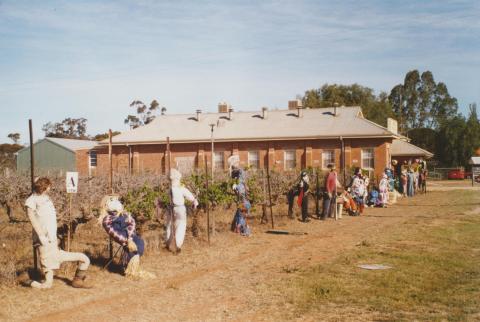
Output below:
[100,195,148,277]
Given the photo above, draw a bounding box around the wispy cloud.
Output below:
[0,0,478,143]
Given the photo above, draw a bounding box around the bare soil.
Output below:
[0,181,478,322]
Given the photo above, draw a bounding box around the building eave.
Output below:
[95,134,398,147]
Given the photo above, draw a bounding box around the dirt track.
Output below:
[1,183,478,322]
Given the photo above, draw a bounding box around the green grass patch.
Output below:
[288,200,480,320]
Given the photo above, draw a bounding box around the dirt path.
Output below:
[1,189,478,322]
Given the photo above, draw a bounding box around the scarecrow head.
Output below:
[228,155,240,176]
[99,194,124,223]
[300,171,309,184]
[170,168,182,186]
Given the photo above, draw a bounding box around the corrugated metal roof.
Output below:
[391,139,434,158]
[101,106,399,145]
[44,138,98,151]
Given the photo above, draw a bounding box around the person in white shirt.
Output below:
[25,177,92,289]
[166,169,198,254]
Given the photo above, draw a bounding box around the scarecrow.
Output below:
[165,169,199,254]
[287,171,310,222]
[100,195,153,278]
[351,168,367,215]
[228,155,253,234]
[378,173,389,207]
[25,177,92,289]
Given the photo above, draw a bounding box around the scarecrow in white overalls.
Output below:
[165,169,199,254]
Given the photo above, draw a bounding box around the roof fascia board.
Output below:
[98,135,397,146]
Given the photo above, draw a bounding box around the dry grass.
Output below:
[281,191,480,321]
[1,185,479,321]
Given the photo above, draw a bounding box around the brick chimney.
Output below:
[218,101,230,113]
[288,99,302,110]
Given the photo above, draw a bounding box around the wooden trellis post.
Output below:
[29,119,39,273]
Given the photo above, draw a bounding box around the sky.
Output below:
[0,0,479,144]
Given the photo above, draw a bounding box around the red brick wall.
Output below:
[75,149,90,177]
[83,138,393,179]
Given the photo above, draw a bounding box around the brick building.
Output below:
[86,105,406,181]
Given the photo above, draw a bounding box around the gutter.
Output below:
[97,134,399,146]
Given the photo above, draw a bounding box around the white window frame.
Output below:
[248,151,260,169]
[89,151,97,168]
[322,149,335,169]
[284,150,296,170]
[361,148,375,170]
[214,151,224,170]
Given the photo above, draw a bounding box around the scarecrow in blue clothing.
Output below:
[228,155,251,236]
[100,195,154,278]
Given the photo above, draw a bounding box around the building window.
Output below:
[248,151,260,169]
[175,156,195,174]
[322,150,335,169]
[214,151,224,170]
[284,150,296,170]
[362,148,375,169]
[89,151,97,167]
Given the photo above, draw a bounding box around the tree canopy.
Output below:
[124,99,162,129]
[388,70,458,132]
[302,83,393,127]
[300,71,478,168]
[42,118,89,139]
[7,133,20,144]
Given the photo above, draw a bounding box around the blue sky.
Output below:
[1,0,479,144]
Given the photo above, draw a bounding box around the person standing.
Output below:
[166,169,199,254]
[321,164,341,220]
[25,177,92,289]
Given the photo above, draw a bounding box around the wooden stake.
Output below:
[166,137,176,251]
[261,169,268,224]
[266,152,274,229]
[29,119,39,273]
[67,193,72,251]
[315,169,320,217]
[108,129,113,194]
[205,154,210,244]
[166,137,171,175]
[209,124,215,236]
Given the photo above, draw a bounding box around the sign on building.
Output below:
[66,172,79,193]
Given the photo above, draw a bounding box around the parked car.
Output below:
[447,169,465,180]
